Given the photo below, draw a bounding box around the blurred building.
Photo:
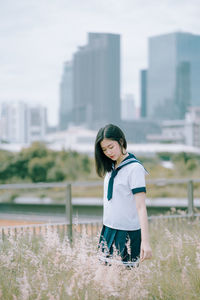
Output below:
[147,107,200,148]
[120,119,161,143]
[45,126,97,156]
[185,107,200,148]
[0,102,47,144]
[0,102,27,143]
[59,61,73,130]
[140,69,147,118]
[147,32,200,120]
[27,106,47,144]
[59,32,121,129]
[44,124,200,157]
[121,94,136,121]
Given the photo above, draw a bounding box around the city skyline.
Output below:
[147,32,200,120]
[0,0,200,125]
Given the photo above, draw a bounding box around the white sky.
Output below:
[0,0,200,125]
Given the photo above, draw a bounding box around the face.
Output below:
[100,138,122,161]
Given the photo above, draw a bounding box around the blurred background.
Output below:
[0,0,200,218]
[0,0,200,149]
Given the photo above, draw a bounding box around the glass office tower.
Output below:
[73,33,121,128]
[59,61,73,130]
[147,32,200,120]
[140,69,147,118]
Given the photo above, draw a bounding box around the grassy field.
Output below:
[0,217,200,299]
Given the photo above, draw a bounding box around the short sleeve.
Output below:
[128,163,146,195]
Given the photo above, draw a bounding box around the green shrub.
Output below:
[28,157,48,182]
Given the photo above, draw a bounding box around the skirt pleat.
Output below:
[98,225,141,267]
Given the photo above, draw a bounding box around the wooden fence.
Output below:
[0,178,200,241]
[147,178,200,216]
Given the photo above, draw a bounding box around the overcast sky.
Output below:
[0,0,200,125]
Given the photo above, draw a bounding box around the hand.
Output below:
[140,241,152,262]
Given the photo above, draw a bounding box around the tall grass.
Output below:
[0,217,200,299]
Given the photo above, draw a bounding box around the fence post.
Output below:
[66,183,72,242]
[187,180,194,216]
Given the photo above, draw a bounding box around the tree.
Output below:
[28,157,48,182]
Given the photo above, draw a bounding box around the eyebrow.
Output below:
[101,142,113,150]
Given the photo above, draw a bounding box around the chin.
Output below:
[109,157,115,161]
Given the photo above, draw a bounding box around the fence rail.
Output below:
[147,178,199,217]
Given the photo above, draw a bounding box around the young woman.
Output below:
[95,124,152,267]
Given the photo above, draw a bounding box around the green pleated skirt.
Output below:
[98,225,141,267]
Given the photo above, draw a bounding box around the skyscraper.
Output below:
[27,106,47,144]
[59,61,73,130]
[73,32,121,128]
[147,32,200,120]
[0,102,28,143]
[140,69,147,118]
[0,102,47,144]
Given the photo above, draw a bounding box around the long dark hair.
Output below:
[94,124,127,177]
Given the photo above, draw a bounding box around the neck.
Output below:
[115,152,129,168]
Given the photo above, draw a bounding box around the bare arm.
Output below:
[135,192,152,262]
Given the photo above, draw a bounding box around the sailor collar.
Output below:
[107,153,143,200]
